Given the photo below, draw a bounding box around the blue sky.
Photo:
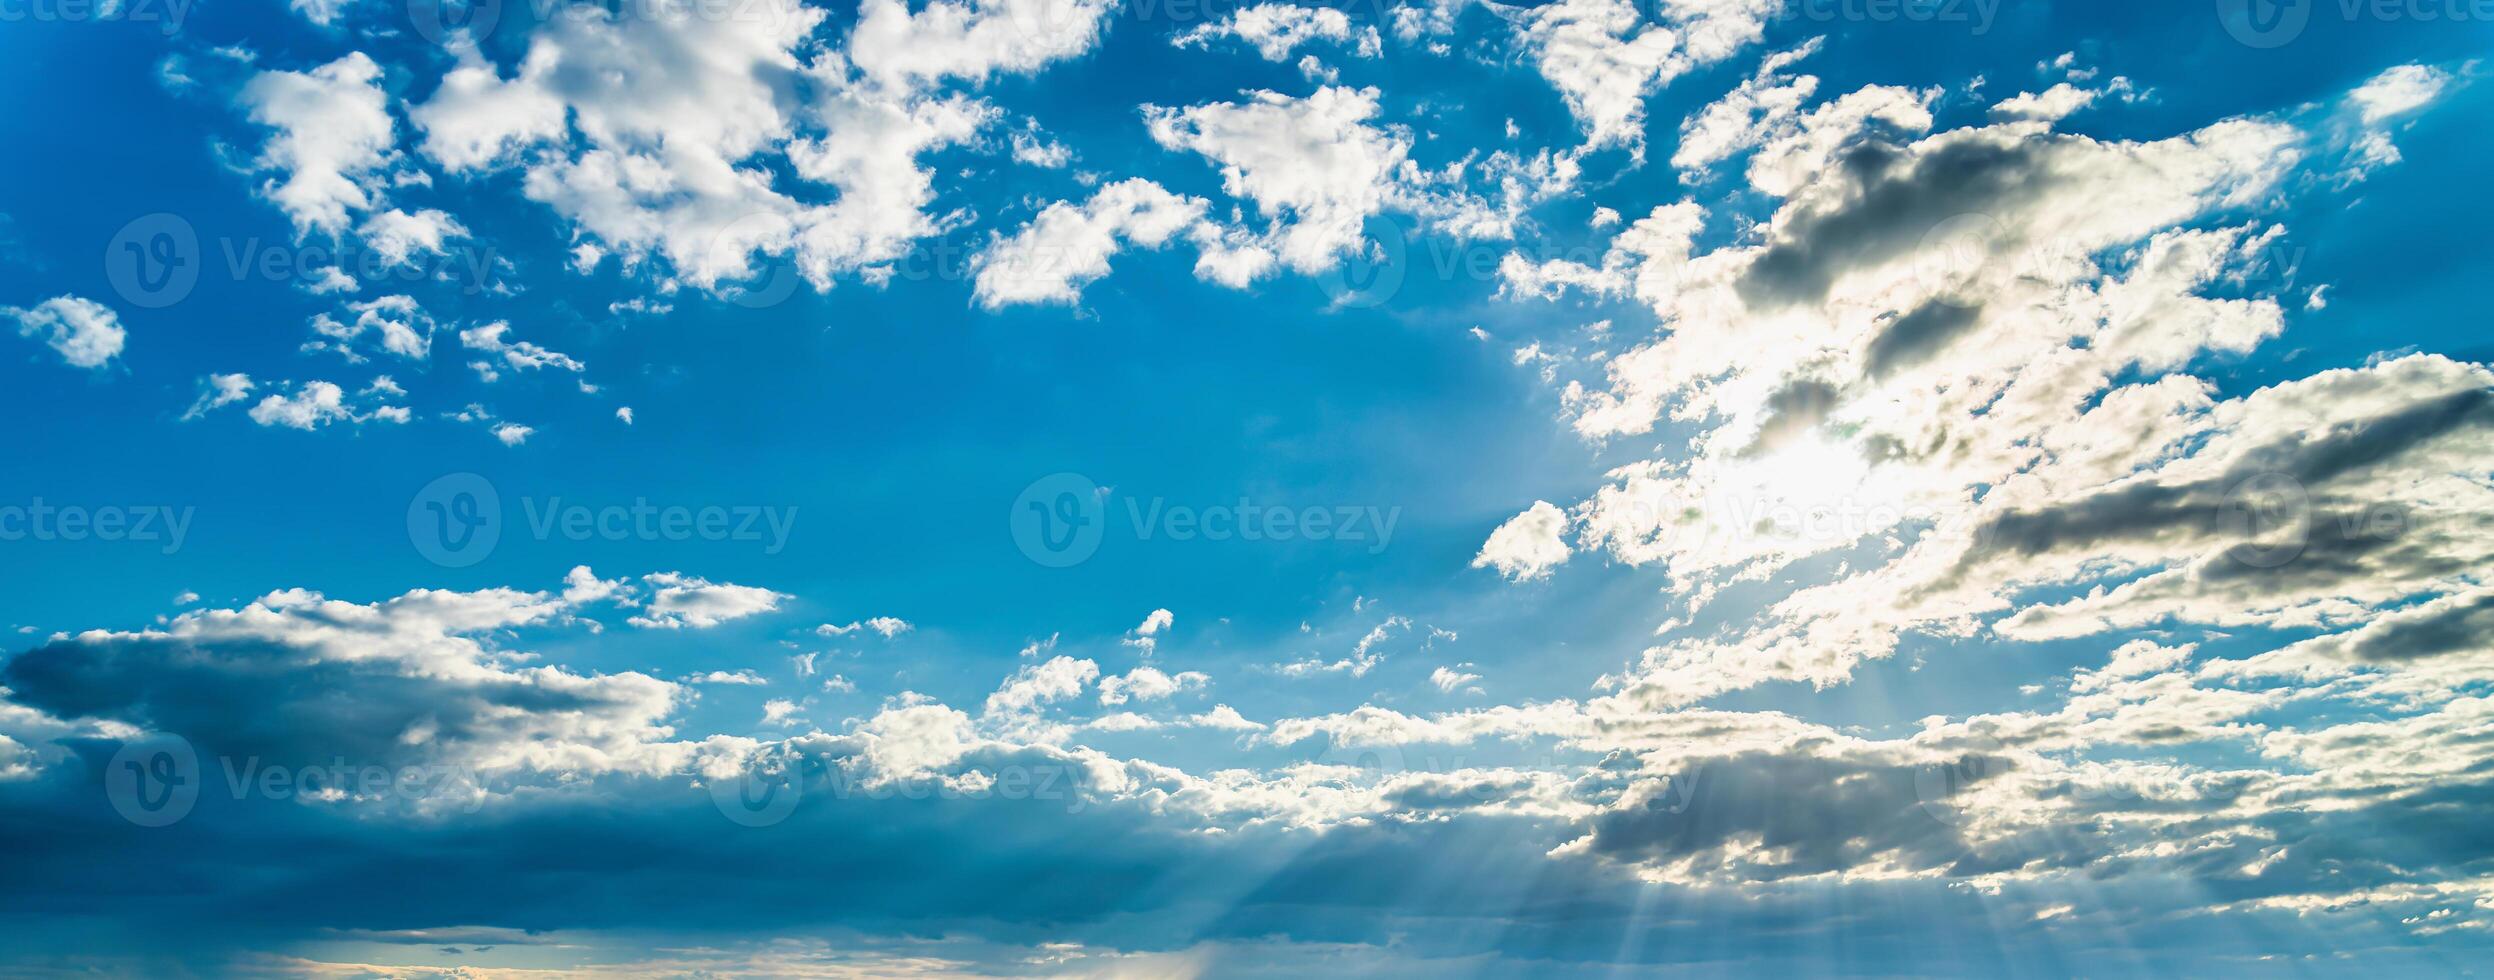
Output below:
[2,0,2493,975]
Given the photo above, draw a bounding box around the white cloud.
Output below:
[1098,666,1209,705]
[1516,0,1775,153]
[0,572,697,787]
[309,294,434,361]
[1278,616,1408,678]
[182,373,255,420]
[2339,63,2454,177]
[1991,82,2099,122]
[982,655,1099,731]
[817,617,913,638]
[1174,3,1383,62]
[1490,69,2494,721]
[5,295,126,368]
[240,52,396,237]
[627,573,788,629]
[1146,86,1410,275]
[460,321,587,377]
[842,0,1120,92]
[1473,501,1570,581]
[1008,123,1073,168]
[1122,608,1176,655]
[684,670,769,686]
[356,208,469,268]
[247,381,355,429]
[409,0,1122,299]
[974,179,1210,308]
[1429,664,1483,694]
[2349,63,2452,125]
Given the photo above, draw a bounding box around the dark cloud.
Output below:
[1738,137,2057,308]
[1866,300,1985,379]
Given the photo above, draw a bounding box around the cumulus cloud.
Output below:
[459,321,587,378]
[409,0,1118,298]
[4,295,125,368]
[1474,500,1571,581]
[2340,63,2455,177]
[973,179,1210,307]
[356,208,469,269]
[0,575,692,785]
[247,381,357,429]
[1429,664,1482,693]
[626,573,788,629]
[308,294,435,362]
[817,617,913,638]
[1174,3,1383,62]
[1990,82,2099,122]
[1146,86,1411,275]
[1097,666,1209,705]
[239,52,396,237]
[1513,0,1775,153]
[181,373,257,420]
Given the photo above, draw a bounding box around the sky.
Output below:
[0,0,2491,975]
